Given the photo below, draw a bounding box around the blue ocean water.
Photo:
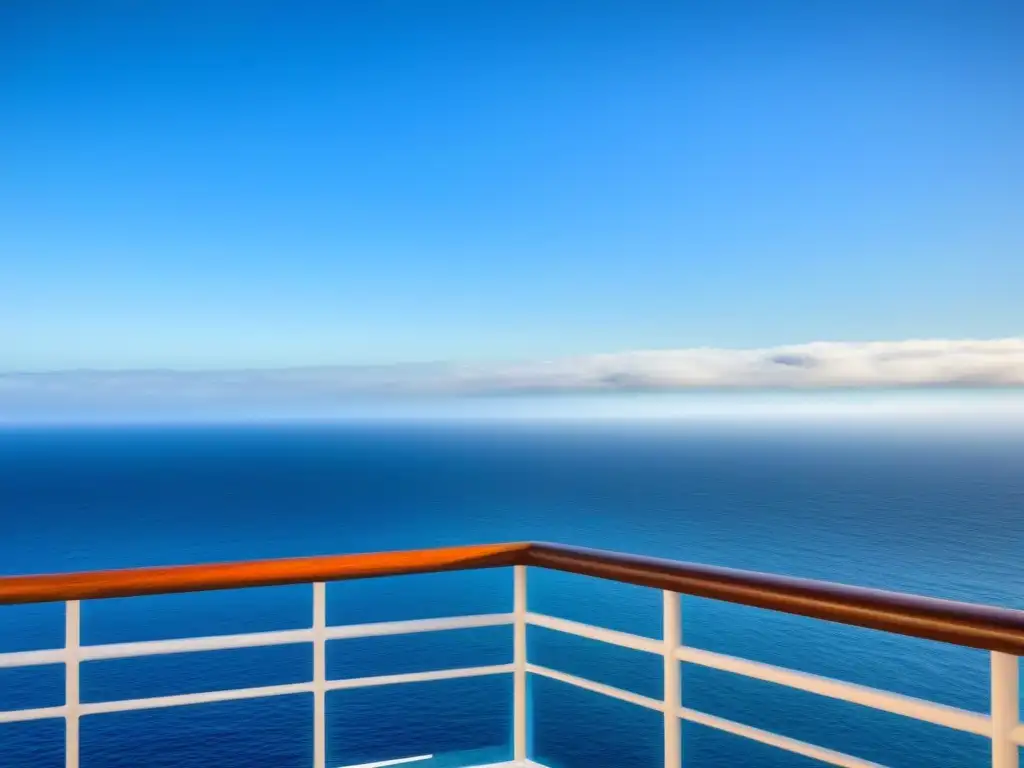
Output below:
[1,422,1023,767]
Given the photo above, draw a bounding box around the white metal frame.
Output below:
[1,571,1020,768]
[513,565,528,763]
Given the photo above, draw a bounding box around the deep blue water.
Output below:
[2,422,1024,767]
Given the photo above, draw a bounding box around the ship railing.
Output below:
[1,541,1023,768]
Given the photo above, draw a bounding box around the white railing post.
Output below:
[663,591,681,768]
[991,652,1019,768]
[313,582,327,768]
[514,565,528,763]
[65,600,81,768]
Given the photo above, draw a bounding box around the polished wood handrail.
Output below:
[0,542,529,605]
[2,541,1024,654]
[525,543,1024,655]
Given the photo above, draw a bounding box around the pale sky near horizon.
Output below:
[2,1,1023,375]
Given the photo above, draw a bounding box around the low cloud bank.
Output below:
[445,338,1024,391]
[4,338,1024,401]
[1,338,1023,423]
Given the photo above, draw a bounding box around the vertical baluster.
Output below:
[313,582,327,768]
[65,600,80,768]
[992,651,1019,768]
[663,591,681,768]
[513,565,528,764]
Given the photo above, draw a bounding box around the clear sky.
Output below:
[2,0,1022,372]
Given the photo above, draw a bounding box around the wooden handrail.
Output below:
[2,541,1024,654]
[524,543,1024,655]
[0,543,529,605]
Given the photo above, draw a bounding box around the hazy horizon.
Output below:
[5,388,1024,429]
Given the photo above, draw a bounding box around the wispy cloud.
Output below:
[3,339,1024,408]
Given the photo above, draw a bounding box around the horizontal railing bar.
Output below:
[526,612,663,654]
[0,543,530,605]
[326,613,514,640]
[0,615,514,669]
[325,663,514,691]
[0,664,515,722]
[526,663,663,712]
[526,543,1024,655]
[679,706,886,768]
[81,682,314,715]
[0,648,65,668]
[0,705,66,724]
[676,645,991,736]
[1012,723,1024,745]
[82,628,314,661]
[0,683,316,721]
[3,541,1024,653]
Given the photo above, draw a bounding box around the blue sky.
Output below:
[1,0,1022,374]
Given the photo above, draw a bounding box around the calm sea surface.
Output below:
[2,422,1023,767]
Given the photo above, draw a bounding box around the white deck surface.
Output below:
[342,759,547,768]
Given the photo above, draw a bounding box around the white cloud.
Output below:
[1,338,1023,418]
[490,338,1024,390]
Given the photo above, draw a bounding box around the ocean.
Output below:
[2,420,1024,767]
